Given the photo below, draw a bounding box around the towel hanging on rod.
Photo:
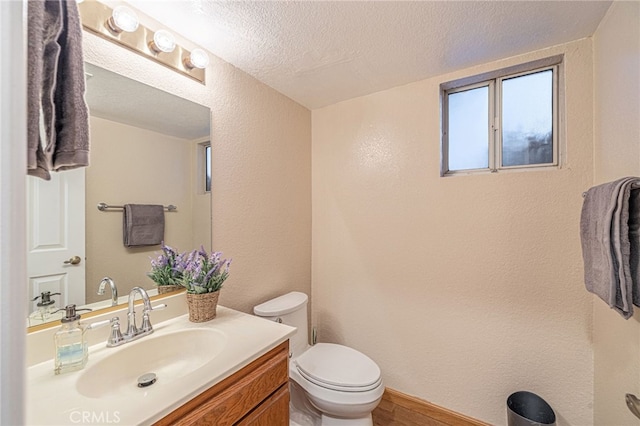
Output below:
[97,202,177,212]
[580,177,640,318]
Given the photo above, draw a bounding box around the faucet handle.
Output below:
[146,303,167,313]
[107,317,124,347]
[140,304,167,334]
[85,319,110,331]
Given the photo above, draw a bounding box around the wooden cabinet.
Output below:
[155,341,289,426]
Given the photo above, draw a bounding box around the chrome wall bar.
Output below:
[97,202,177,212]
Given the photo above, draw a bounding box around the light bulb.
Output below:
[107,6,139,34]
[150,29,176,54]
[184,48,209,69]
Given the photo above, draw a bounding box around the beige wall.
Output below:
[312,39,594,425]
[208,56,312,313]
[82,23,311,312]
[85,117,197,302]
[592,1,640,424]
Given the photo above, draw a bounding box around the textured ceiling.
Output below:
[128,0,612,110]
[85,63,210,139]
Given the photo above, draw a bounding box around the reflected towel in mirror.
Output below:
[123,204,164,247]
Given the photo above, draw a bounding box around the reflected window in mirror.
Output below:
[196,140,211,194]
[205,144,211,193]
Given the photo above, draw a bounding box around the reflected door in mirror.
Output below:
[27,168,86,316]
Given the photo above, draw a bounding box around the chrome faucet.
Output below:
[126,287,152,336]
[106,286,166,347]
[97,277,118,307]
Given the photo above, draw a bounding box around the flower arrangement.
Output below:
[148,243,184,288]
[148,244,231,322]
[181,247,232,294]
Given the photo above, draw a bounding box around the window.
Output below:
[442,60,560,175]
[204,144,211,192]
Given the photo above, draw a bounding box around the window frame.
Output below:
[204,143,211,193]
[441,57,562,177]
[195,140,211,194]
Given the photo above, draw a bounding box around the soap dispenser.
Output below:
[54,305,107,375]
[29,291,61,324]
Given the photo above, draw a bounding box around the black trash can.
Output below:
[507,391,556,426]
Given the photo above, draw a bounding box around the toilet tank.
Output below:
[254,292,309,358]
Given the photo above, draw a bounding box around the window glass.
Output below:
[205,145,211,192]
[501,70,553,167]
[448,86,489,171]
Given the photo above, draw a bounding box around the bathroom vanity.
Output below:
[25,301,295,425]
[155,340,289,425]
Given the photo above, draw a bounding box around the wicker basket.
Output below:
[157,285,183,294]
[186,291,220,322]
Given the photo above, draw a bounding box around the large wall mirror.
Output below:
[26,62,211,328]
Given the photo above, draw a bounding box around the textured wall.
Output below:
[208,55,312,314]
[592,2,640,424]
[312,39,594,425]
[82,24,311,313]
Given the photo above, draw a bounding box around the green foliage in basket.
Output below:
[181,247,232,294]
[148,243,184,287]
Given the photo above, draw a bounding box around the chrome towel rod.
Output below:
[97,202,177,212]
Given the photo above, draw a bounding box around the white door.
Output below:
[27,168,85,314]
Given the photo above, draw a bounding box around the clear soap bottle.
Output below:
[29,291,61,325]
[54,305,88,375]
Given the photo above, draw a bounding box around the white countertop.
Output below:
[26,306,295,425]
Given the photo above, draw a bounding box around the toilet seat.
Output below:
[294,343,382,392]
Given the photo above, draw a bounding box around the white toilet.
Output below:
[254,292,384,426]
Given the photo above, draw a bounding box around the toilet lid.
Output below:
[294,343,381,392]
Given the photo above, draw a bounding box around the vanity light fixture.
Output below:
[149,29,176,54]
[107,5,139,34]
[78,0,206,84]
[184,48,210,70]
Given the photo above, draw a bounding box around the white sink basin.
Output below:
[76,328,227,399]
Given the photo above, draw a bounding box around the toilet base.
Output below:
[289,380,374,426]
[320,413,372,426]
[290,402,321,426]
[289,404,372,426]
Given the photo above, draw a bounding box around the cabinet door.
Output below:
[155,341,289,426]
[237,385,289,426]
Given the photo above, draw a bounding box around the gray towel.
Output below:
[123,204,165,247]
[27,0,90,180]
[52,0,90,172]
[28,0,63,179]
[580,177,640,318]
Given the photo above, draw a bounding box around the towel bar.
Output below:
[97,202,177,212]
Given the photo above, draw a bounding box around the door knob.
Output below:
[63,256,82,265]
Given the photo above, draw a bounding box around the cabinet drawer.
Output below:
[155,341,289,426]
[237,384,289,426]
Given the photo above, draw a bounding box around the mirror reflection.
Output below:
[27,62,211,327]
